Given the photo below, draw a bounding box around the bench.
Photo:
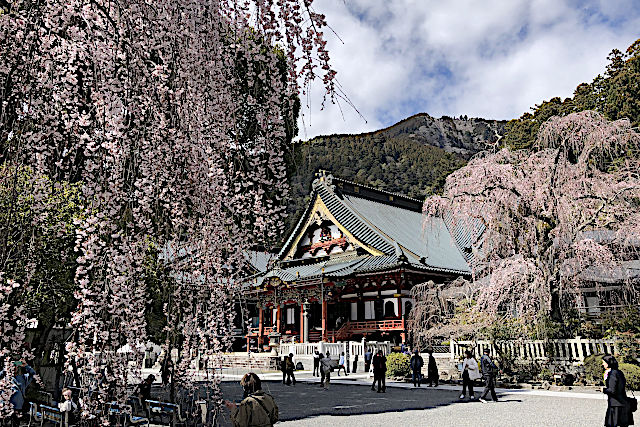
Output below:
[28,402,42,427]
[107,402,150,426]
[145,400,186,426]
[39,404,64,426]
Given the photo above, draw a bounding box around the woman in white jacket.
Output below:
[460,350,481,399]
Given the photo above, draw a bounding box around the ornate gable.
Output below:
[282,195,381,261]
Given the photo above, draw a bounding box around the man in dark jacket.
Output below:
[285,353,296,386]
[426,348,439,387]
[409,350,424,387]
[479,348,499,402]
[371,351,387,393]
[313,350,320,377]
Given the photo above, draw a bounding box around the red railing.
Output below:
[247,326,275,336]
[334,319,405,340]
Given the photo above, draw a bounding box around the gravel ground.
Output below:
[217,381,609,427]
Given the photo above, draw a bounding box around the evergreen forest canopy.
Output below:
[285,131,467,232]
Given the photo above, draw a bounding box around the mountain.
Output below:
[283,113,506,238]
[374,113,505,160]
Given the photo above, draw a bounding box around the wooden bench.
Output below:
[145,400,186,426]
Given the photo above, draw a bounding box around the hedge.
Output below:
[583,354,640,390]
[386,352,410,378]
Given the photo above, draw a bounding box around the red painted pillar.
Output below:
[276,305,282,333]
[299,302,305,342]
[322,299,328,341]
[258,307,264,349]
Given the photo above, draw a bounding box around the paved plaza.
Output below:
[216,371,609,426]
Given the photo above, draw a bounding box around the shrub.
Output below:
[386,352,410,378]
[584,354,605,384]
[539,366,553,381]
[616,333,640,364]
[620,363,640,391]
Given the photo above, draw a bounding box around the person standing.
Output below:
[364,348,373,374]
[160,357,173,387]
[320,352,333,390]
[603,355,634,427]
[58,387,78,425]
[371,350,387,393]
[409,350,424,387]
[285,354,296,386]
[135,374,155,403]
[460,350,481,399]
[337,352,348,376]
[313,350,320,377]
[0,360,37,427]
[225,373,279,427]
[426,348,439,387]
[479,348,499,403]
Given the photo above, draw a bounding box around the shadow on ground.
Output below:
[217,381,513,425]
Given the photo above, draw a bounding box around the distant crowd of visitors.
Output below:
[2,347,636,427]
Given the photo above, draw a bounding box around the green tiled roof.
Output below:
[255,172,476,286]
[278,173,470,274]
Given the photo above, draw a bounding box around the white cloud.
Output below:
[296,0,640,139]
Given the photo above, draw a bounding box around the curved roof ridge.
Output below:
[331,175,423,204]
[277,187,319,259]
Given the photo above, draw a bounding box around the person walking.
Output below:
[313,350,320,377]
[479,348,499,403]
[337,352,348,376]
[280,355,287,385]
[603,355,634,427]
[410,350,424,387]
[225,373,279,427]
[320,352,333,390]
[317,353,326,386]
[460,350,481,399]
[426,348,439,387]
[372,350,387,393]
[285,353,296,386]
[364,348,373,374]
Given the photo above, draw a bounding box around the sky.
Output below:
[296,0,640,140]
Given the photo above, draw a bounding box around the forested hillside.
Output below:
[284,115,504,234]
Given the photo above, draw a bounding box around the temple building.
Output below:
[241,170,474,350]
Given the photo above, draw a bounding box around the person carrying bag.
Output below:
[460,350,481,400]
